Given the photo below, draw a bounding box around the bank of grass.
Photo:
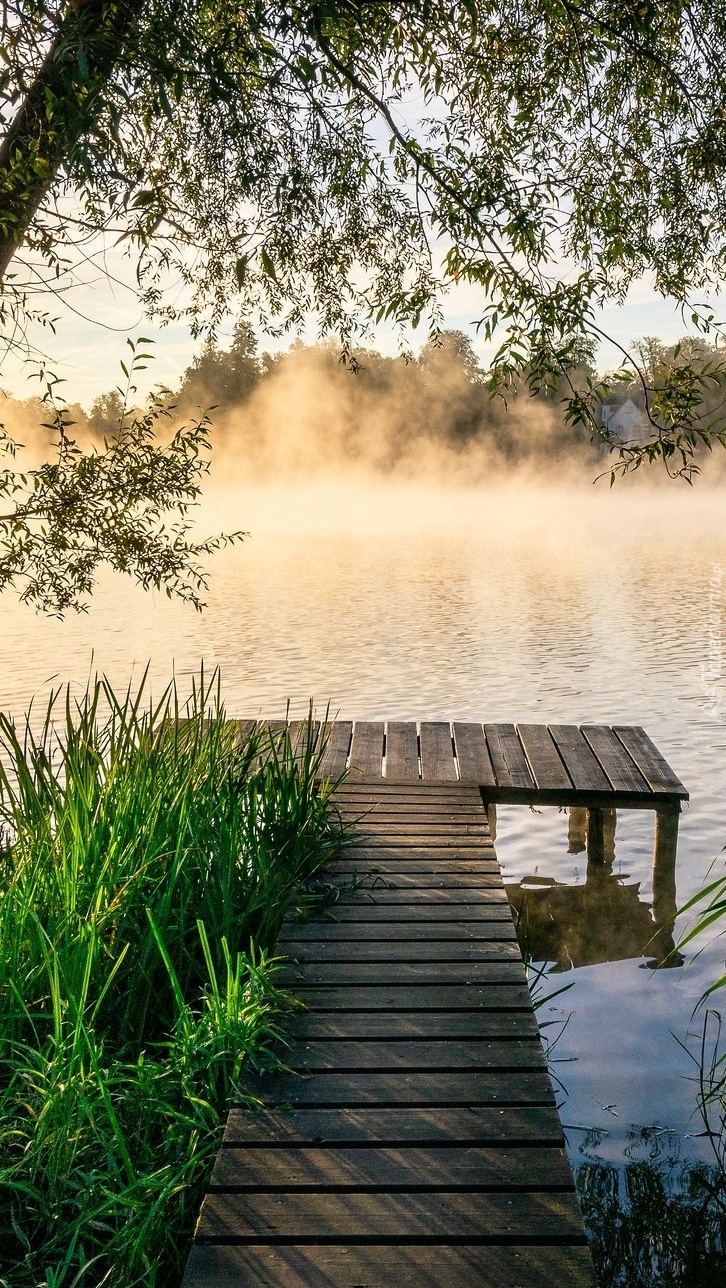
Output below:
[0,677,344,1288]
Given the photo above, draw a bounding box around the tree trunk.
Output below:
[0,0,146,279]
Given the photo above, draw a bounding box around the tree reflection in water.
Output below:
[575,1128,726,1287]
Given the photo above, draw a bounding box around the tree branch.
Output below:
[0,0,145,278]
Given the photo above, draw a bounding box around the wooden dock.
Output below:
[181,722,687,1288]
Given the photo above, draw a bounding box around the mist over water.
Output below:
[0,453,725,1196]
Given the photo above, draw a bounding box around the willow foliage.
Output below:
[3,2,726,476]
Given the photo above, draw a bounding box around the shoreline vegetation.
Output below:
[2,675,726,1286]
[0,676,344,1287]
[7,328,726,486]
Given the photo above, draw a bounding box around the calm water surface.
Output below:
[2,478,726,1188]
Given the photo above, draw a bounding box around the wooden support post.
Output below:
[586,807,616,865]
[568,806,588,854]
[653,805,679,931]
[602,807,616,862]
[586,808,604,863]
[646,805,682,967]
[486,803,497,840]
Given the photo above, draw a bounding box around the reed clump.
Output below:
[0,677,343,1287]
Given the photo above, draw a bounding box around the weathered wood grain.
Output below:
[484,724,535,790]
[242,1069,554,1109]
[517,724,572,791]
[276,1038,547,1071]
[330,857,499,874]
[580,725,650,793]
[274,984,533,1009]
[385,721,420,780]
[331,886,510,903]
[207,1143,573,1190]
[221,1104,566,1146]
[289,903,515,921]
[284,1011,541,1040]
[195,1189,584,1240]
[326,872,505,890]
[548,725,611,793]
[613,725,688,798]
[282,940,521,962]
[183,1241,597,1288]
[453,723,497,786]
[348,722,385,778]
[317,719,352,779]
[281,960,527,985]
[419,721,458,780]
[279,918,518,941]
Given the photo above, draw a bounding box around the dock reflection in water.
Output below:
[505,807,684,972]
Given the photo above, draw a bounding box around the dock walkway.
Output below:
[181,722,687,1287]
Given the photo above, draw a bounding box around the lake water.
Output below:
[2,477,726,1226]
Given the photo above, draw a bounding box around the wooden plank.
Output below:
[338,793,485,808]
[385,721,420,780]
[222,1104,566,1146]
[277,1039,546,1072]
[307,878,498,900]
[346,843,497,856]
[317,720,352,779]
[259,718,287,741]
[278,985,533,1009]
[348,722,385,778]
[327,873,505,890]
[330,859,499,874]
[334,783,473,798]
[282,961,526,985]
[343,837,495,850]
[613,725,689,798]
[517,724,572,791]
[208,1144,574,1190]
[353,819,490,835]
[184,1242,597,1288]
[285,719,319,756]
[347,826,493,838]
[349,834,492,849]
[483,724,535,790]
[347,844,499,855]
[332,888,509,903]
[282,941,521,962]
[419,721,458,781]
[580,725,650,793]
[289,904,515,921]
[337,793,481,803]
[548,725,610,793]
[279,919,518,942]
[244,1071,554,1109]
[452,723,496,786]
[281,1011,541,1040]
[234,718,257,745]
[196,1189,583,1240]
[337,809,489,824]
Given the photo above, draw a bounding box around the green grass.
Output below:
[0,675,344,1287]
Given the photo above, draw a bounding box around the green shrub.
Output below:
[0,676,343,1287]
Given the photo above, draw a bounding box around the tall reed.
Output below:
[0,676,343,1287]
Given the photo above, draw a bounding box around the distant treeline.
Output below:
[4,328,724,476]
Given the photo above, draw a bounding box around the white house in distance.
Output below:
[599,392,650,445]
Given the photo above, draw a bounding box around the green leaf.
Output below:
[260,248,278,282]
